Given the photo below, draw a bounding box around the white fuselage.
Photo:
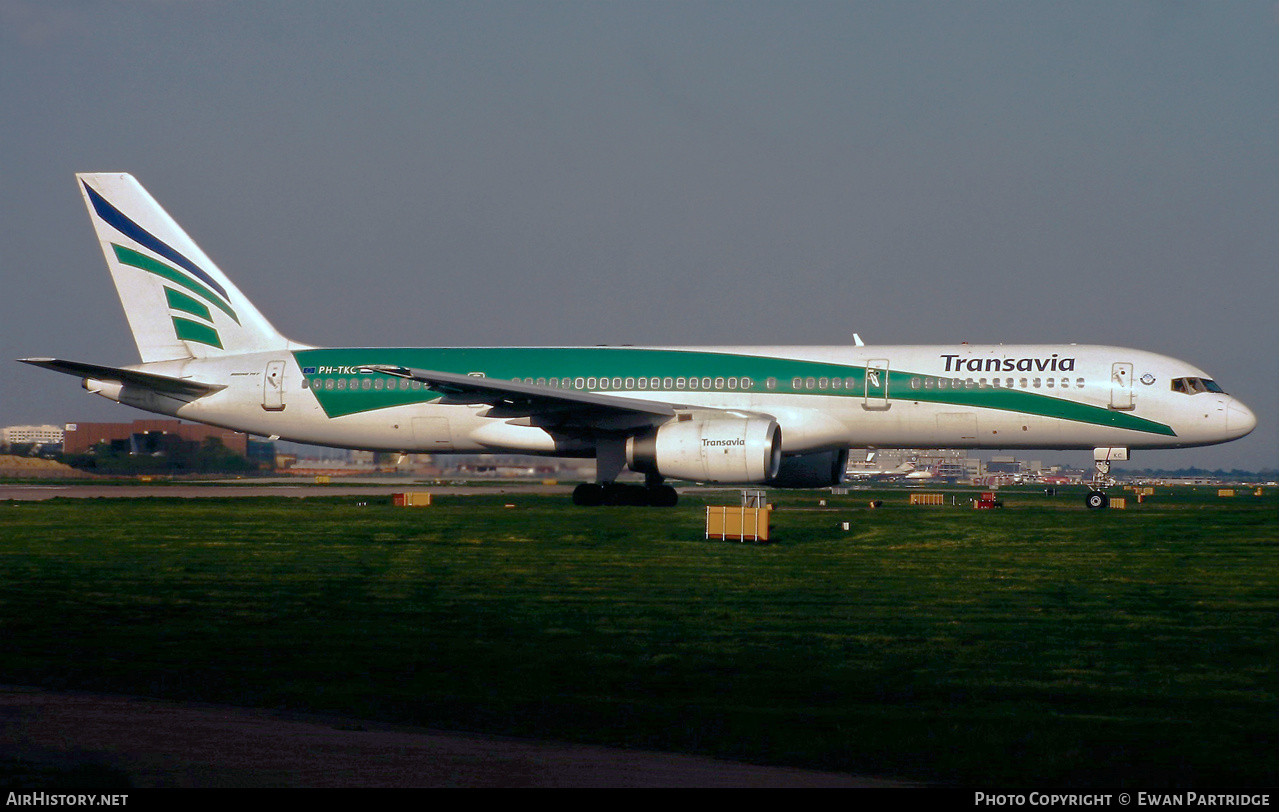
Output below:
[108,343,1256,458]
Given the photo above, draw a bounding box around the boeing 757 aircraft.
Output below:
[20,174,1257,508]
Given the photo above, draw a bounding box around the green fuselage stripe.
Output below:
[293,347,1176,437]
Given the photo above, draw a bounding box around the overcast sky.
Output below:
[2,1,1275,471]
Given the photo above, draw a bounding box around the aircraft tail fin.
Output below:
[77,173,292,363]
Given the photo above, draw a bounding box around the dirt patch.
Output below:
[0,686,910,788]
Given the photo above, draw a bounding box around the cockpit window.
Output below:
[1172,377,1227,395]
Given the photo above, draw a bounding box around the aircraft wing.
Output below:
[360,364,679,430]
[18,358,226,398]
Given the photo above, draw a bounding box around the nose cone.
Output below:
[1226,400,1257,438]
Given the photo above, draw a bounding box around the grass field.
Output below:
[1,487,1275,786]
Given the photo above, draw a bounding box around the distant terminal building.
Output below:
[2,424,66,447]
[63,419,250,457]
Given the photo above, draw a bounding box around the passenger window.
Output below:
[766,377,777,390]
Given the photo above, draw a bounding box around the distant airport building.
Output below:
[63,419,250,457]
[2,424,66,447]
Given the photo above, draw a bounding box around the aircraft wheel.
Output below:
[1085,491,1109,510]
[600,483,639,506]
[647,485,679,508]
[573,483,604,506]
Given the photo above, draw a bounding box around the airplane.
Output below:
[847,460,920,481]
[19,173,1258,509]
[845,452,927,481]
[849,460,938,483]
[903,466,936,483]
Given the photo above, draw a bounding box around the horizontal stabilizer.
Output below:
[18,358,225,398]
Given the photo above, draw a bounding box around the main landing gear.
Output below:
[575,438,679,507]
[572,481,679,507]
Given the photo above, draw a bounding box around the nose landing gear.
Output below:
[1086,447,1127,510]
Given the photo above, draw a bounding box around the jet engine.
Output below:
[767,448,850,488]
[627,416,781,484]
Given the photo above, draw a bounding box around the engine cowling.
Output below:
[627,417,781,484]
[767,448,850,488]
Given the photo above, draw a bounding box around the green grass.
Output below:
[1,487,1276,786]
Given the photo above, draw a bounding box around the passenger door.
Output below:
[1110,362,1134,411]
[864,359,890,410]
[263,360,286,411]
